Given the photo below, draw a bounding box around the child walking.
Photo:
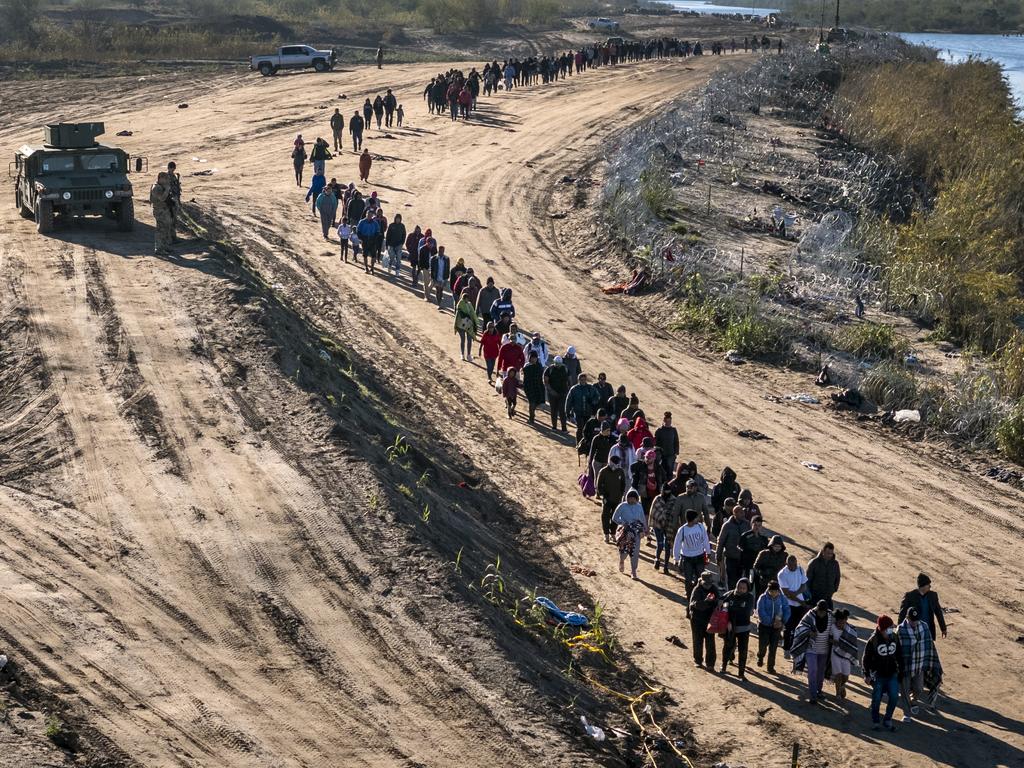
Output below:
[501,367,520,419]
[337,218,351,262]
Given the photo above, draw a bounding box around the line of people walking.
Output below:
[287,66,946,737]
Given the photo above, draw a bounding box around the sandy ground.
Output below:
[1,46,1024,768]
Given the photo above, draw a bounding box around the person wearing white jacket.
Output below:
[524,332,549,367]
[673,509,711,604]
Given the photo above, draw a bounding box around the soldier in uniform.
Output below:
[150,172,174,255]
[166,161,181,243]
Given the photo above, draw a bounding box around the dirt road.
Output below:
[2,52,1023,768]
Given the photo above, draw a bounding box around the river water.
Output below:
[664,1,779,16]
[898,33,1024,108]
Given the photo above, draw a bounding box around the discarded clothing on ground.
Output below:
[535,596,589,627]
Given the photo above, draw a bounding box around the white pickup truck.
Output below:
[249,45,338,76]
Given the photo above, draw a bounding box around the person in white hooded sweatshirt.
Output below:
[674,508,711,611]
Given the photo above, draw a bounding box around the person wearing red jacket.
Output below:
[626,416,653,451]
[497,336,526,375]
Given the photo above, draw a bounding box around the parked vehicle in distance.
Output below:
[588,17,620,30]
[10,122,143,234]
[249,45,338,76]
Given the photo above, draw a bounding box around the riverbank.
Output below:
[594,32,1024,467]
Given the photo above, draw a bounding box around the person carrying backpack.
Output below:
[543,356,570,431]
[522,350,546,424]
[454,289,479,362]
[565,373,599,442]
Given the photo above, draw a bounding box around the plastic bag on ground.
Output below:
[894,409,921,423]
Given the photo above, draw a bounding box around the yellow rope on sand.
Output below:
[580,675,697,768]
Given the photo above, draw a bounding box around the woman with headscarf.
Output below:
[612,489,647,580]
[830,609,858,700]
[453,289,479,362]
[791,600,835,704]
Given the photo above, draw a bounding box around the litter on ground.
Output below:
[785,393,820,404]
[534,596,589,627]
[801,461,824,471]
[580,716,606,742]
[894,409,921,423]
[738,429,770,440]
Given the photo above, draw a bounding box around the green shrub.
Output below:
[999,331,1024,401]
[997,399,1024,464]
[721,313,791,357]
[639,165,675,220]
[921,369,1008,448]
[837,322,910,360]
[861,362,918,410]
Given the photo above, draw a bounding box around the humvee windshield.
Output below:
[81,154,121,171]
[40,156,76,173]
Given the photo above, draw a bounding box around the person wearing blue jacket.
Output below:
[356,210,381,274]
[756,580,791,673]
[489,287,515,323]
[305,172,326,214]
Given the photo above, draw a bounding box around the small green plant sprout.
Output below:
[416,470,431,488]
[385,434,409,462]
[480,557,505,603]
[397,484,414,499]
[420,504,430,523]
[453,547,464,574]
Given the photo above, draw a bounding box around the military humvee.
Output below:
[10,122,145,234]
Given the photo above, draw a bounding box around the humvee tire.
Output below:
[116,199,134,232]
[15,188,33,219]
[36,200,54,234]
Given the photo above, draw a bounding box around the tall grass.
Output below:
[836,60,1024,354]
